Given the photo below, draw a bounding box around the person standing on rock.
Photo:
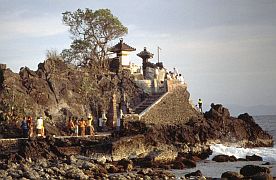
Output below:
[21,116,29,138]
[27,116,33,138]
[86,114,94,136]
[198,99,203,113]
[36,116,44,137]
[74,117,79,136]
[79,118,86,136]
[67,117,75,136]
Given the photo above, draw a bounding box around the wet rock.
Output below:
[221,171,244,179]
[246,154,263,161]
[117,159,133,171]
[212,154,230,162]
[237,158,247,161]
[185,170,202,178]
[106,164,119,173]
[229,155,237,162]
[182,158,196,168]
[81,161,94,170]
[172,161,185,169]
[251,172,273,180]
[240,165,270,177]
[137,168,153,175]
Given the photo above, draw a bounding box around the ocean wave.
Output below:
[209,144,276,163]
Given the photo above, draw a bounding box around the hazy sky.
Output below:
[0,0,276,115]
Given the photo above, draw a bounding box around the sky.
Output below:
[0,0,276,115]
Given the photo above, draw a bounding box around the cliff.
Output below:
[0,59,144,137]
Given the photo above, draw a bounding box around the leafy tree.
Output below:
[61,8,128,68]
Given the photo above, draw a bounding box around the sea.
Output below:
[174,115,276,178]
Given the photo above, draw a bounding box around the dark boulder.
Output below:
[246,154,263,161]
[240,165,270,177]
[221,171,243,180]
[251,172,273,180]
[172,161,185,169]
[117,159,133,172]
[229,155,237,162]
[185,170,202,178]
[182,158,196,168]
[212,154,230,162]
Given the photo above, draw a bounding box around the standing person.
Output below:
[27,116,33,137]
[21,116,29,138]
[102,112,107,131]
[198,99,203,113]
[74,117,79,136]
[79,118,86,136]
[87,114,94,136]
[173,67,178,77]
[36,116,44,137]
[178,74,185,84]
[67,117,75,136]
[117,109,123,131]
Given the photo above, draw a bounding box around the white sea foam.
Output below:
[209,144,276,163]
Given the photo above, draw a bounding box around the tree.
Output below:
[61,8,128,68]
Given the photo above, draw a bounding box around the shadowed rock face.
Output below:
[0,59,144,136]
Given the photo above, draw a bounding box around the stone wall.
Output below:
[140,85,199,125]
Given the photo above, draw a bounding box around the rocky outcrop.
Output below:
[0,59,144,135]
[139,84,199,125]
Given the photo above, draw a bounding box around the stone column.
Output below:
[107,93,117,129]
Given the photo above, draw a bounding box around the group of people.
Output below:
[67,114,94,137]
[20,116,44,138]
[166,68,185,84]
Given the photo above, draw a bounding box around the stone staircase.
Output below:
[132,93,165,115]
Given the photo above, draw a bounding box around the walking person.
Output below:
[198,98,203,113]
[21,116,29,138]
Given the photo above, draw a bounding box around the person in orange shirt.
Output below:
[79,118,86,136]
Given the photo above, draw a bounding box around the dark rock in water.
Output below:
[246,154,263,161]
[185,170,202,178]
[251,172,273,180]
[182,158,196,168]
[221,171,244,180]
[229,155,237,162]
[262,162,271,165]
[237,158,247,161]
[137,168,153,175]
[240,165,270,177]
[172,161,185,169]
[212,154,230,162]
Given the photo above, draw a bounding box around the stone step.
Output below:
[133,93,166,114]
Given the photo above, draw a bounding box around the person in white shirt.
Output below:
[36,116,44,137]
[178,74,185,84]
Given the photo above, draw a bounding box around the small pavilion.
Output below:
[110,39,136,73]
